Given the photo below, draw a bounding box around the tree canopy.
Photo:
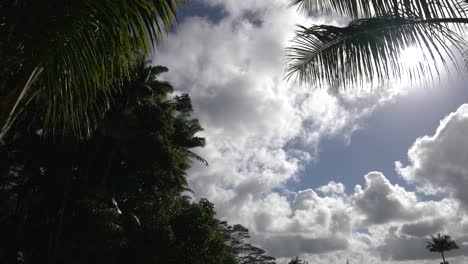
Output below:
[0,62,274,264]
[0,0,184,141]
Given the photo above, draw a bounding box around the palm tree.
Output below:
[426,233,459,264]
[0,0,184,142]
[0,62,208,263]
[286,0,468,88]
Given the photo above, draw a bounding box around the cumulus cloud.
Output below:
[397,104,468,209]
[291,189,351,235]
[377,231,440,261]
[248,189,352,257]
[317,181,346,195]
[400,218,445,237]
[154,0,468,263]
[155,0,389,229]
[259,235,349,257]
[353,172,419,225]
[157,0,397,215]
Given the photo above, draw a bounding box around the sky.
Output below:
[154,0,468,263]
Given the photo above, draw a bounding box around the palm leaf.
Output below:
[186,150,209,166]
[286,15,467,87]
[289,0,391,17]
[0,0,184,139]
[0,66,43,141]
[289,0,467,18]
[426,234,460,252]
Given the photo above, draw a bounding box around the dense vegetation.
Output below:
[0,0,183,141]
[0,1,276,262]
[0,62,275,264]
[1,0,466,263]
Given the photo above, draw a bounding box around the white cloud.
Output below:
[353,172,419,225]
[154,1,468,263]
[156,0,384,221]
[400,218,445,237]
[317,181,346,195]
[377,231,442,261]
[397,104,468,209]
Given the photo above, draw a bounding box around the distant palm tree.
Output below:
[426,233,459,264]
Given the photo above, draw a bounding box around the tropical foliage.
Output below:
[0,63,274,264]
[0,0,183,141]
[287,0,468,87]
[221,223,276,264]
[426,233,459,264]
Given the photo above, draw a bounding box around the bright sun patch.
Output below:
[400,47,426,67]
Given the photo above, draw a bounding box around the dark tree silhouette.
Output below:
[0,63,243,264]
[220,222,276,264]
[426,233,459,264]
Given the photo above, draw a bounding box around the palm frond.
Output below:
[426,234,460,252]
[426,242,435,250]
[0,66,43,142]
[1,0,184,139]
[186,150,209,166]
[286,15,467,88]
[289,0,467,18]
[289,0,391,17]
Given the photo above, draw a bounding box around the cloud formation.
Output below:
[353,172,419,225]
[397,104,468,209]
[156,1,468,263]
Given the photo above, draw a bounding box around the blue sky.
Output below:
[295,83,468,192]
[176,1,226,24]
[156,1,468,263]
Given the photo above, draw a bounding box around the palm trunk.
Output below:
[441,250,446,264]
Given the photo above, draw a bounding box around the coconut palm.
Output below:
[0,62,208,263]
[286,0,468,88]
[0,0,184,142]
[426,233,459,264]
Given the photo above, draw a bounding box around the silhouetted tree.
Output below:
[0,63,233,264]
[220,222,276,264]
[426,233,459,264]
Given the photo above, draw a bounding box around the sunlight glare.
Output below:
[400,47,425,67]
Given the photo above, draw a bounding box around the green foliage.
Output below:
[221,222,276,264]
[0,62,275,264]
[0,0,184,140]
[0,63,238,264]
[286,0,468,87]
